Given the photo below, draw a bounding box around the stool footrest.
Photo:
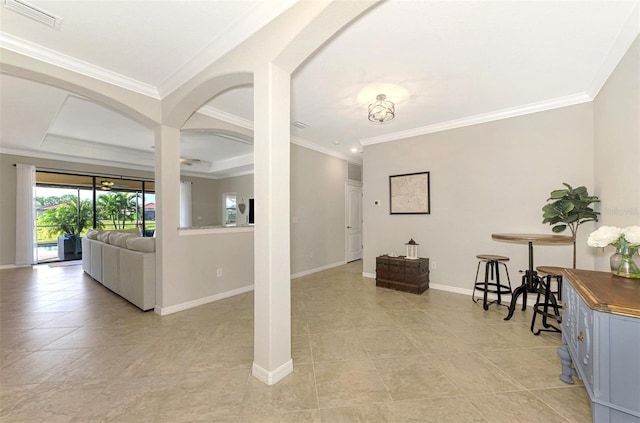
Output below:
[533,303,561,322]
[474,282,512,294]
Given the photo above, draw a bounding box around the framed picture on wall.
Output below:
[389,171,430,214]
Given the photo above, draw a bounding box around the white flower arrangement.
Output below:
[587,226,640,250]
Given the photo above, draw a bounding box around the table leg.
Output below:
[504,285,527,320]
[504,279,527,321]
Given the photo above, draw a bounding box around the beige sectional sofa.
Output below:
[81,229,156,311]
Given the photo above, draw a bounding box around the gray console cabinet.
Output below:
[559,269,640,423]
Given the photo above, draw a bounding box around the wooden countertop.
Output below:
[562,268,640,318]
[492,233,575,244]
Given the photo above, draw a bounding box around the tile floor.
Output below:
[0,261,592,422]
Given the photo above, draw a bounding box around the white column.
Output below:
[154,125,181,312]
[252,62,292,385]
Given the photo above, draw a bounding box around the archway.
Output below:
[158,0,379,386]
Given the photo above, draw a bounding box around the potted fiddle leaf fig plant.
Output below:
[542,183,600,268]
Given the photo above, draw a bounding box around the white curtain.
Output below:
[179,180,192,228]
[15,164,36,266]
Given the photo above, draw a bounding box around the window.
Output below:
[34,171,155,263]
[223,193,236,226]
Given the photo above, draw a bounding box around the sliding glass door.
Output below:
[34,171,155,263]
[35,177,94,263]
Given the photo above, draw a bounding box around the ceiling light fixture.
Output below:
[100,180,114,191]
[368,94,395,123]
[3,0,63,29]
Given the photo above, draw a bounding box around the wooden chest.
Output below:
[376,255,429,294]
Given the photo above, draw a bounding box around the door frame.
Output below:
[345,180,363,262]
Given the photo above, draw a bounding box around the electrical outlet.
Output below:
[217,268,223,277]
[431,261,437,270]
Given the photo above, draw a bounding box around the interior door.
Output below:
[346,183,363,262]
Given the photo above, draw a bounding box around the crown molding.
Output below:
[1,146,245,179]
[197,106,254,130]
[0,32,160,99]
[360,93,593,146]
[587,0,640,99]
[197,106,362,165]
[157,0,297,97]
[291,136,362,165]
[179,169,221,180]
[0,147,155,173]
[209,153,254,173]
[216,168,256,179]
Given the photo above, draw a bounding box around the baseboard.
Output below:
[429,283,537,306]
[362,272,375,279]
[0,263,30,270]
[252,359,293,385]
[155,284,255,316]
[291,260,346,279]
[428,283,472,296]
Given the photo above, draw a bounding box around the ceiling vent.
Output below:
[292,121,309,129]
[3,0,63,29]
[180,157,203,166]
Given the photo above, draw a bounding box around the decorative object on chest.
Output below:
[376,255,429,294]
[405,238,419,259]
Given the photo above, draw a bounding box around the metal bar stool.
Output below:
[531,266,564,335]
[472,254,512,310]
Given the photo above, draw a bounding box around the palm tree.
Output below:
[97,192,137,229]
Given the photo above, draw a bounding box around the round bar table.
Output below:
[492,233,574,320]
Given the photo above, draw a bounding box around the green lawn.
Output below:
[36,220,156,243]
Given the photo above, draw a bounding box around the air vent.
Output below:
[180,157,203,166]
[292,121,309,129]
[3,0,63,29]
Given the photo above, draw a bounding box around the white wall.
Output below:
[180,174,254,227]
[215,174,254,226]
[363,103,595,290]
[593,35,640,270]
[180,175,217,226]
[160,229,254,312]
[291,144,350,275]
